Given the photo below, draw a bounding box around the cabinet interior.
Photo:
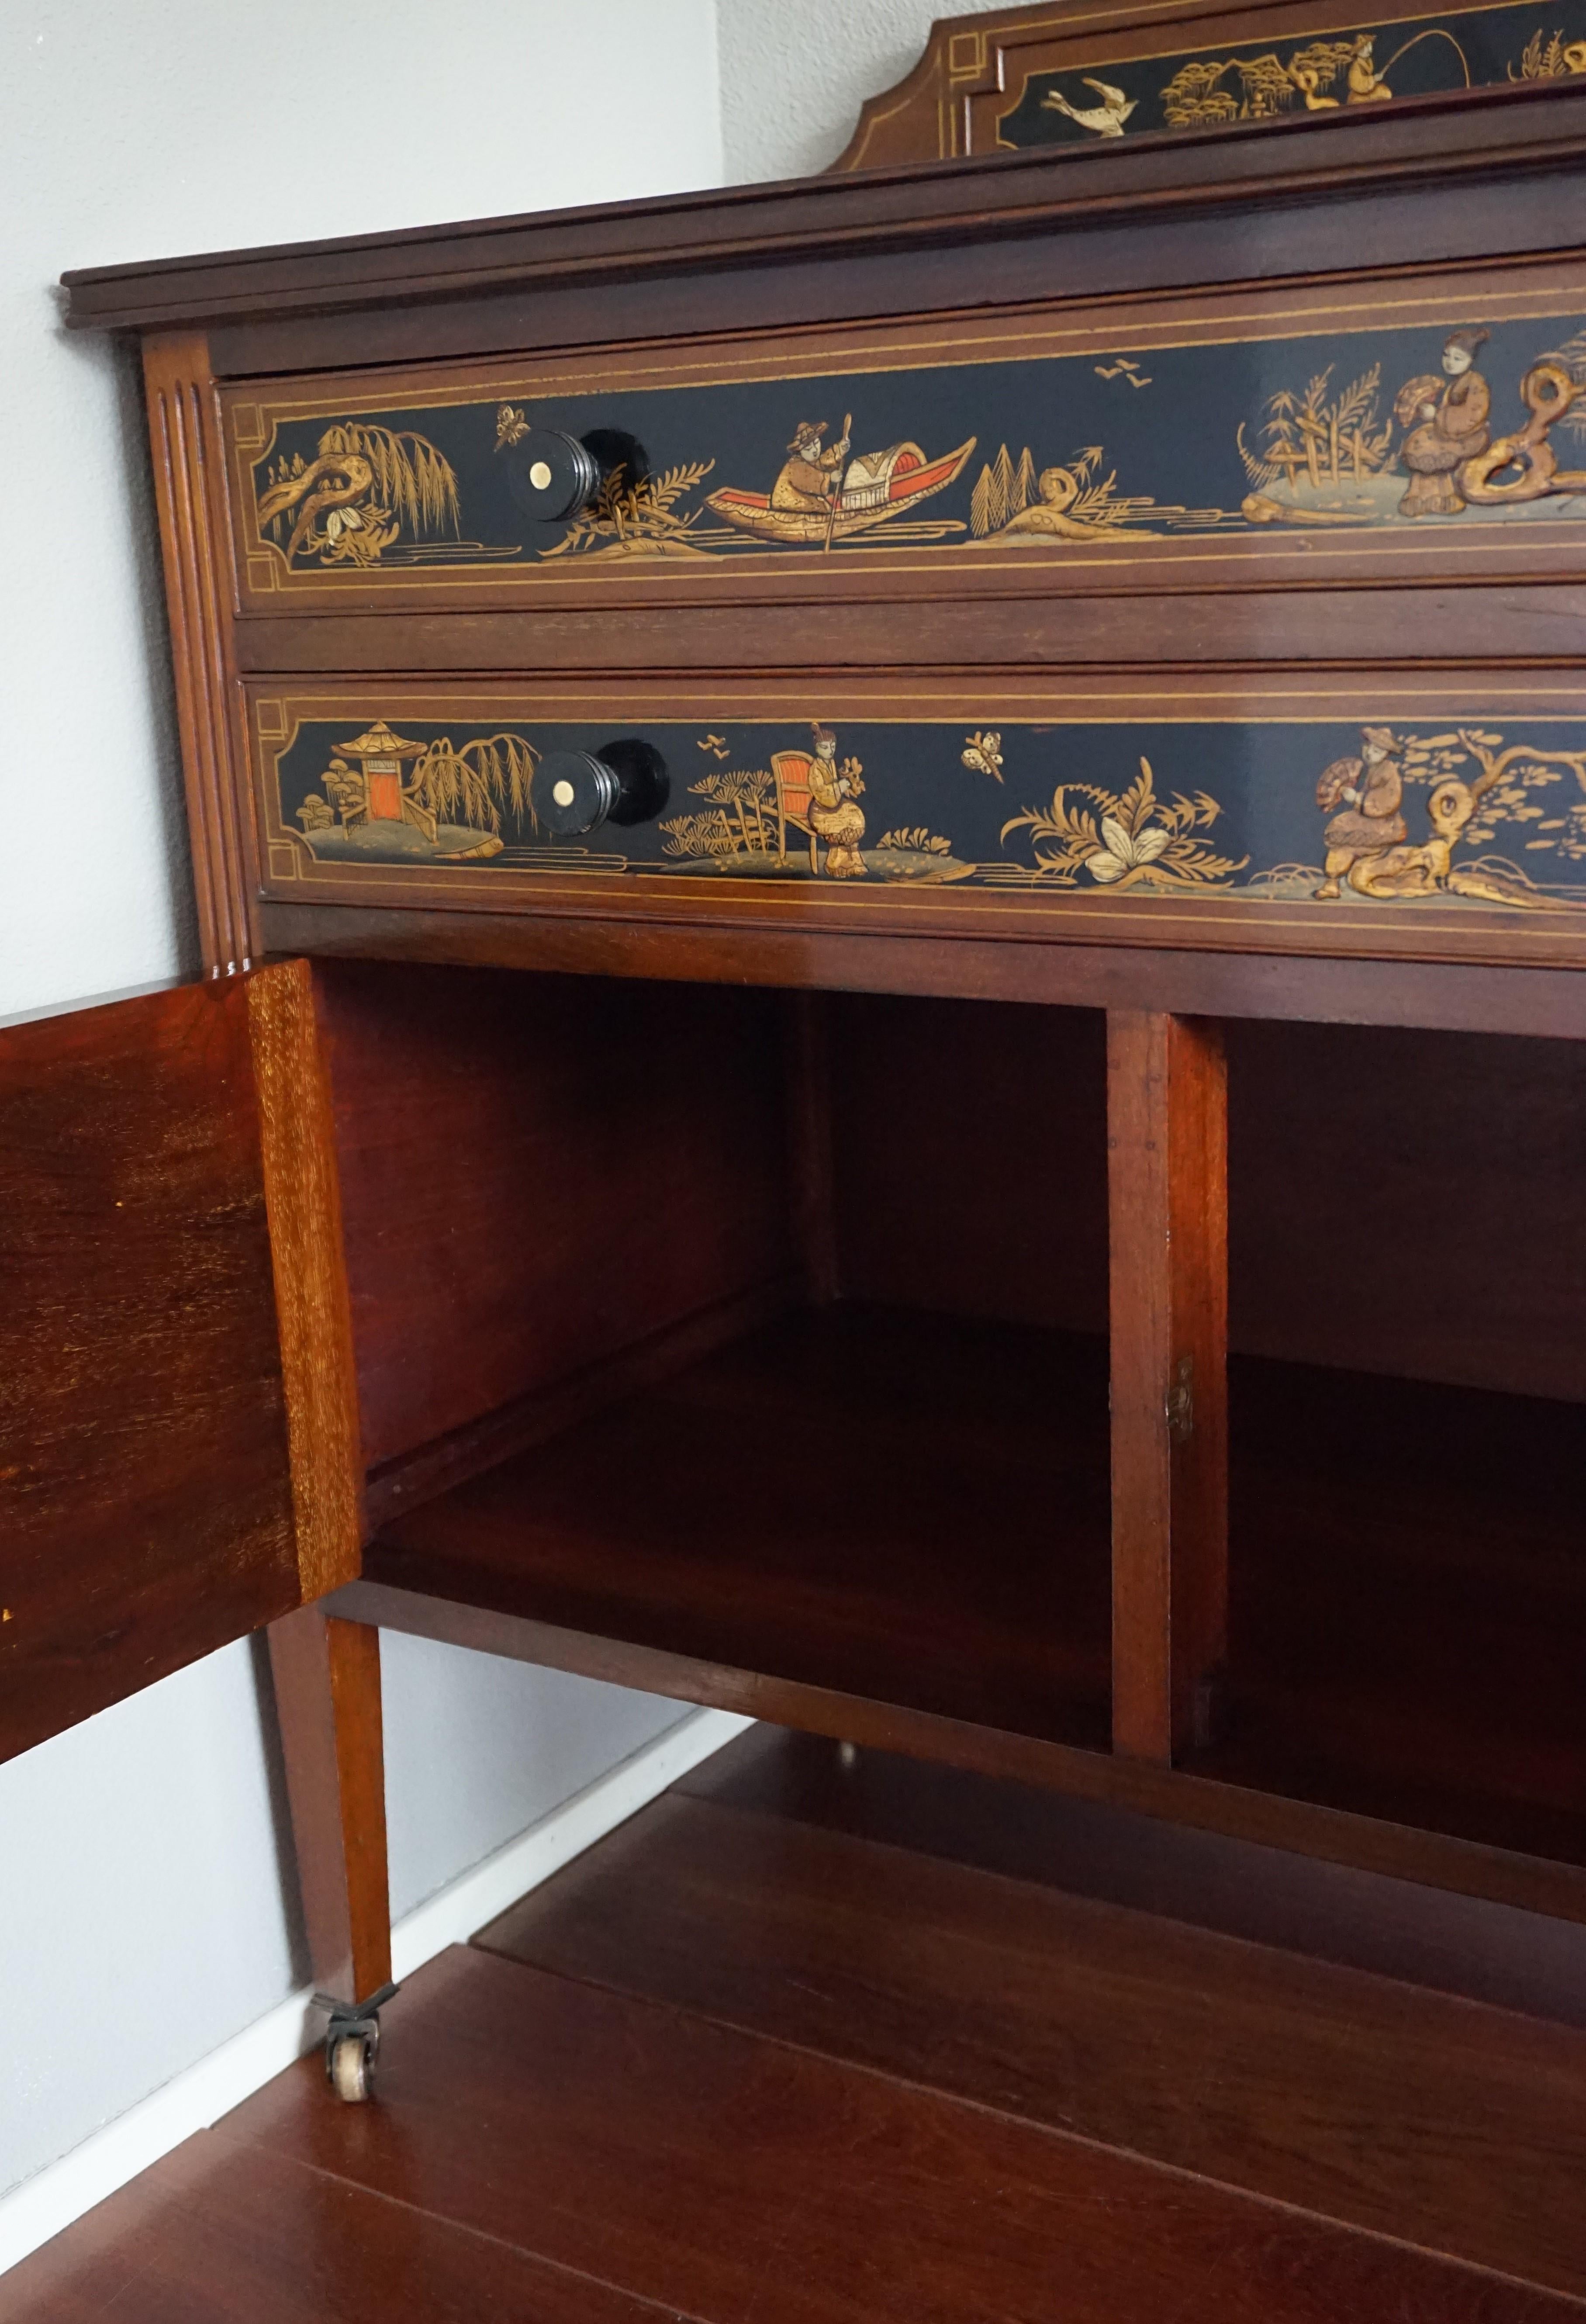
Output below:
[312,963,1586,1864]
[1206,1020,1586,1868]
[317,965,1112,1746]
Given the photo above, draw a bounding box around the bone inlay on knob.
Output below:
[531,741,670,836]
[502,426,649,525]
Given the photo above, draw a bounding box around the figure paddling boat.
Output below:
[707,434,976,545]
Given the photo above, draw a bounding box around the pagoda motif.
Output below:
[325,720,437,840]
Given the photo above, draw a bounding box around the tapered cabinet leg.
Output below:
[1107,1011,1229,1766]
[266,1605,391,2006]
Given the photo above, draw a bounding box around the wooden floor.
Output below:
[11,1726,1586,2322]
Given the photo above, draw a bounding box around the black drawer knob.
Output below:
[532,740,670,836]
[507,427,648,523]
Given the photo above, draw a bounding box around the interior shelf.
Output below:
[369,1301,1586,1864]
[1201,1356,1586,1868]
[366,1302,1114,1750]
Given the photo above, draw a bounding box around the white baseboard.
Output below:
[0,1704,751,2281]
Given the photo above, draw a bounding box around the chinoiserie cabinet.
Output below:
[10,0,1586,2111]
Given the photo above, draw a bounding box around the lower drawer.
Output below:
[246,674,1586,968]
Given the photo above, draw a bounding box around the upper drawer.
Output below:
[224,260,1586,616]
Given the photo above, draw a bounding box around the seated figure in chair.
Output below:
[807,722,867,878]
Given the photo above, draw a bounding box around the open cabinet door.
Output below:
[0,961,363,1764]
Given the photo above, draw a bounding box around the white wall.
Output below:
[2,0,987,2219]
[716,0,1012,182]
[0,0,722,2206]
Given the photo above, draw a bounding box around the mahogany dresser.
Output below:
[10,0,1586,2121]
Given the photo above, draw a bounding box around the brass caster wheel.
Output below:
[328,2031,373,2103]
[314,1980,398,2104]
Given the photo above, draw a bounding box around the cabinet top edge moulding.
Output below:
[61,75,1586,364]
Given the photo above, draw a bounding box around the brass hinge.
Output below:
[1165,1355,1194,1443]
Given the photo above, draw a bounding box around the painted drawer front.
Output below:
[226,266,1586,609]
[994,0,1586,153]
[249,678,1586,966]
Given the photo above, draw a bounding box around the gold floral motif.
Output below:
[543,459,716,560]
[1510,28,1586,76]
[876,827,954,855]
[1000,757,1245,889]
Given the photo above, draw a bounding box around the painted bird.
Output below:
[1042,77,1136,136]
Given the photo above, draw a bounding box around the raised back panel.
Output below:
[826,999,1584,1402]
[316,962,796,1479]
[830,996,1110,1336]
[0,982,302,1762]
[1229,1021,1586,1401]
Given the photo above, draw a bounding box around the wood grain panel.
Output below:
[1229,1020,1586,1402]
[0,982,298,1762]
[267,1607,390,2005]
[229,588,1586,675]
[256,901,1586,1042]
[1109,1012,1228,1762]
[313,963,794,1479]
[223,1947,1582,2322]
[832,994,1108,1335]
[248,961,363,1595]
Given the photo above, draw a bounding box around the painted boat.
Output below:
[706,438,976,543]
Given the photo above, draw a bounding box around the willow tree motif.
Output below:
[319,424,460,537]
[258,422,461,566]
[409,733,539,833]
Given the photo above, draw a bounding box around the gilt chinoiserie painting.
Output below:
[842,0,1586,165]
[228,278,1586,599]
[252,694,1586,963]
[999,0,1586,145]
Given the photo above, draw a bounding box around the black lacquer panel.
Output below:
[999,0,1586,149]
[255,705,1586,931]
[230,291,1586,595]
